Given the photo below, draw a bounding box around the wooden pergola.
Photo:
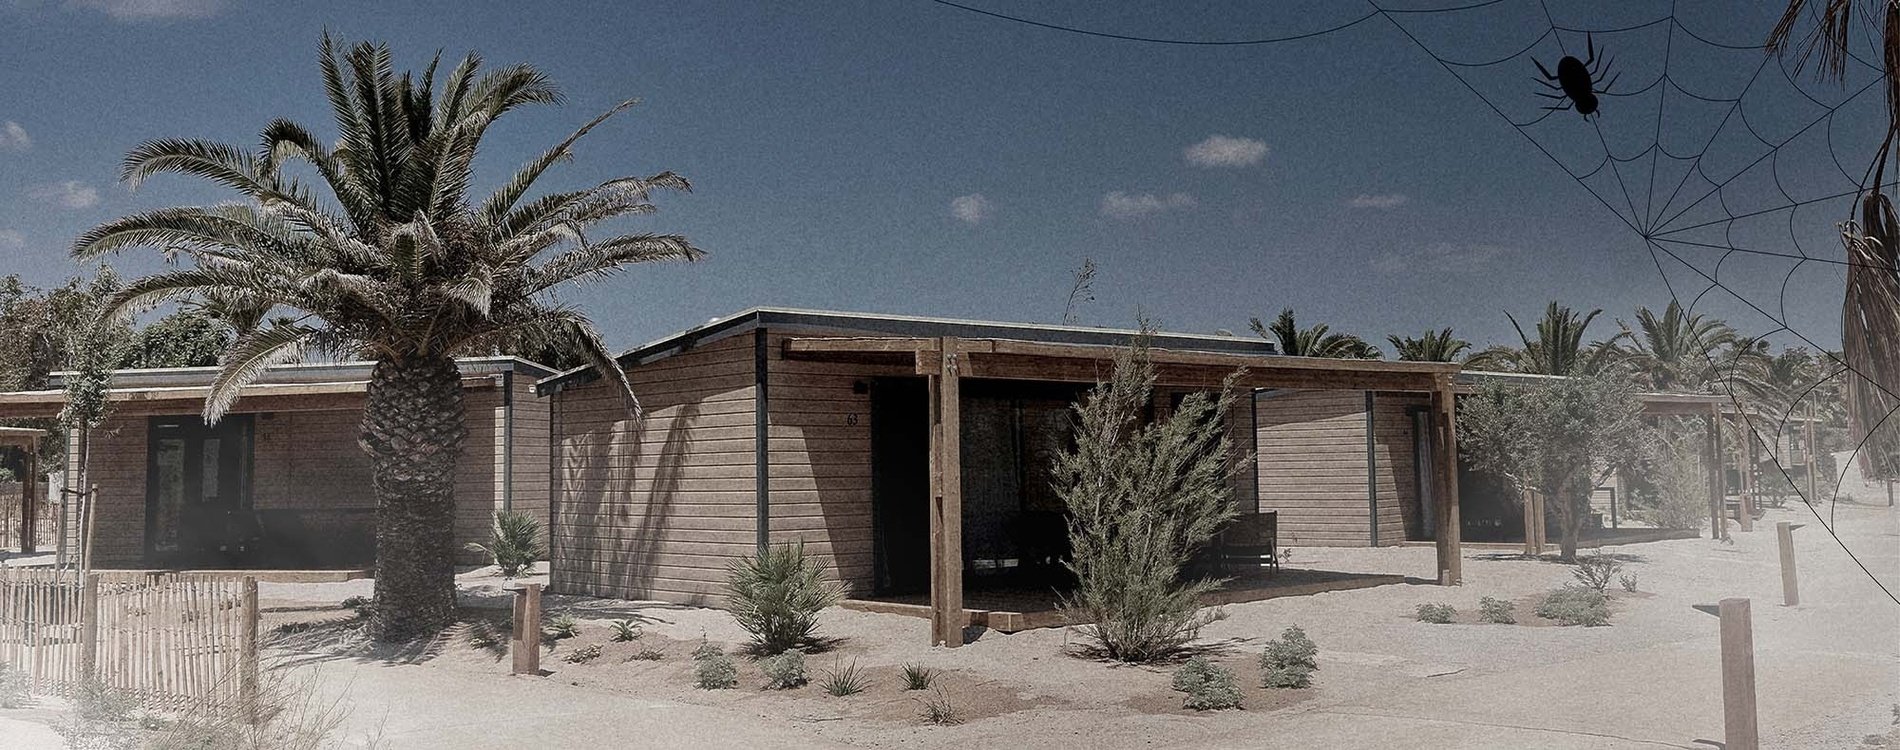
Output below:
[785,335,1465,647]
[0,426,46,554]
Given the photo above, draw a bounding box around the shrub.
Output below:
[1619,573,1639,593]
[610,619,642,642]
[629,647,665,661]
[761,650,809,690]
[1415,603,1457,624]
[1053,334,1246,662]
[1536,586,1611,626]
[901,663,935,691]
[1572,554,1622,594]
[563,644,602,664]
[465,510,545,578]
[0,662,26,709]
[543,613,580,641]
[1478,596,1517,624]
[1170,656,1242,711]
[693,647,738,689]
[1259,625,1319,689]
[917,688,960,725]
[725,541,843,655]
[339,596,371,618]
[820,659,870,696]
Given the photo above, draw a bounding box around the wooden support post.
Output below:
[1431,383,1461,585]
[1707,408,1726,540]
[78,573,99,683]
[238,576,259,722]
[1718,597,1759,750]
[1776,521,1798,606]
[511,583,543,675]
[927,338,965,646]
[1522,489,1540,557]
[1803,410,1818,505]
[19,449,35,554]
[1738,424,1755,532]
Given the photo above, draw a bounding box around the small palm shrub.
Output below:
[820,659,870,696]
[543,613,580,641]
[1536,586,1611,626]
[917,688,960,725]
[725,541,844,654]
[761,651,809,690]
[901,663,936,691]
[693,645,738,689]
[1572,554,1622,594]
[610,619,642,642]
[1415,603,1456,624]
[1259,625,1319,689]
[466,510,546,578]
[1170,656,1242,711]
[562,644,602,664]
[1478,596,1516,624]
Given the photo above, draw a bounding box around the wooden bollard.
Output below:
[511,583,542,675]
[1719,598,1759,750]
[1776,522,1798,606]
[239,576,260,724]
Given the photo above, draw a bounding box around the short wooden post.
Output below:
[238,576,259,722]
[1718,597,1759,750]
[77,573,99,683]
[511,583,542,674]
[1803,411,1818,505]
[1706,409,1726,540]
[1737,430,1755,532]
[1777,521,1798,606]
[20,449,36,554]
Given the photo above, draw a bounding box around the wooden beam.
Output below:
[1431,382,1462,585]
[19,448,35,554]
[1804,407,1819,505]
[1707,406,1726,540]
[927,337,965,647]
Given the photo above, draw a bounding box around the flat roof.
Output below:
[44,356,555,390]
[538,307,1278,392]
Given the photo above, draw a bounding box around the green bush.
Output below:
[760,650,809,690]
[610,619,642,642]
[466,510,546,578]
[1571,554,1622,594]
[339,595,371,618]
[1170,656,1242,711]
[1619,574,1639,593]
[1536,586,1611,626]
[693,646,738,689]
[1415,603,1457,624]
[820,659,870,696]
[629,647,665,661]
[1478,596,1516,624]
[543,613,580,641]
[917,688,960,725]
[901,663,935,691]
[725,541,844,654]
[562,644,602,664]
[1259,625,1319,689]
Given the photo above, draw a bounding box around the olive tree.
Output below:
[1457,372,1653,561]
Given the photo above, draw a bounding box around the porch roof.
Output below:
[0,376,503,419]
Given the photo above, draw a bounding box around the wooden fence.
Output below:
[0,569,258,711]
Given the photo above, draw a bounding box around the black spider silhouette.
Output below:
[1534,34,1619,119]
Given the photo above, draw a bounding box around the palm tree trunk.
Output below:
[360,354,467,641]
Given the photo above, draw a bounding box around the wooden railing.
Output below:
[0,569,259,711]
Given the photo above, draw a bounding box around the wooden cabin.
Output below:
[539,308,1466,645]
[0,357,553,570]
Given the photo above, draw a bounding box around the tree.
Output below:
[1458,373,1652,561]
[1616,301,1739,391]
[1249,308,1380,359]
[74,34,703,640]
[120,308,233,369]
[1053,331,1246,662]
[1498,302,1623,376]
[1386,328,1470,362]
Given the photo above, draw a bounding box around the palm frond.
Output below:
[480,98,640,226]
[528,233,703,292]
[204,321,320,422]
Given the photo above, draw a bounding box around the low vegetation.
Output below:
[1619,573,1640,593]
[760,651,809,690]
[693,643,739,690]
[1536,586,1611,626]
[916,688,961,725]
[1259,625,1319,689]
[725,541,844,655]
[1170,656,1243,711]
[54,667,364,749]
[610,619,642,642]
[1415,603,1457,624]
[1478,596,1517,624]
[820,659,870,696]
[563,644,603,664]
[339,596,371,619]
[901,663,936,691]
[467,510,546,578]
[543,613,580,641]
[1571,554,1623,594]
[0,662,27,709]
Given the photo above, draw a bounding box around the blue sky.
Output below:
[0,0,1883,354]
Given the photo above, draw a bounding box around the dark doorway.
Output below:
[870,378,930,595]
[146,415,255,567]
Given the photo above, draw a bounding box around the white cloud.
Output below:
[1184,134,1267,168]
[0,230,23,252]
[950,193,993,224]
[0,122,30,151]
[1373,242,1514,274]
[30,180,100,210]
[1348,193,1409,209]
[65,0,226,19]
[1101,191,1196,220]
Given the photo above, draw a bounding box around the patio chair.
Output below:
[1215,511,1279,575]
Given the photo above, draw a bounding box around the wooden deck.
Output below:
[840,567,1406,633]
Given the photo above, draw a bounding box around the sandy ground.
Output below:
[3,494,1895,748]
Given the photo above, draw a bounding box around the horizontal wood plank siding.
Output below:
[1255,389,1427,547]
[550,335,758,605]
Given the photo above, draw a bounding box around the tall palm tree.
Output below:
[73,35,703,640]
[1616,301,1739,392]
[1386,328,1470,362]
[1502,302,1623,376]
[1250,308,1380,359]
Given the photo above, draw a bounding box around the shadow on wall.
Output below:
[556,395,701,602]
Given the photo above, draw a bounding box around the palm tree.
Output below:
[1386,328,1470,362]
[1250,308,1380,359]
[1501,302,1623,376]
[73,35,703,640]
[1616,301,1739,392]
